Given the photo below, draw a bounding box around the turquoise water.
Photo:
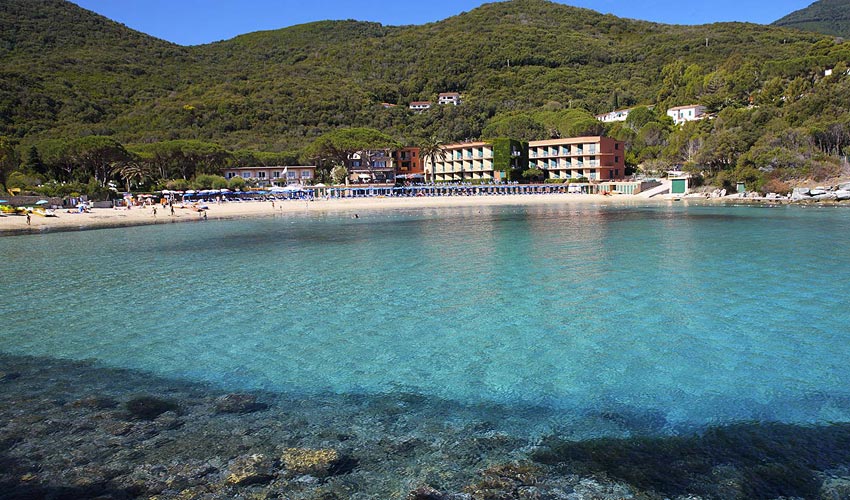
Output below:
[3,203,850,436]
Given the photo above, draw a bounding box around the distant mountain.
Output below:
[773,0,850,38]
[0,0,835,151]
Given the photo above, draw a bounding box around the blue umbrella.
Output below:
[0,200,7,203]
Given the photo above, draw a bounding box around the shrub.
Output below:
[762,178,791,195]
[228,176,247,190]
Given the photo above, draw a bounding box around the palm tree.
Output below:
[419,136,446,183]
[112,160,152,192]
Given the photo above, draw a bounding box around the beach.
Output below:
[0,194,677,235]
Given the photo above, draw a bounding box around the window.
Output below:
[242,172,251,179]
[615,156,619,163]
[615,143,620,150]
[273,171,280,178]
[287,171,297,179]
[226,172,234,179]
[257,172,266,179]
[301,170,311,178]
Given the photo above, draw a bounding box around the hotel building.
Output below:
[528,137,625,181]
[424,140,524,182]
[223,166,316,186]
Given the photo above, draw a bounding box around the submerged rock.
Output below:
[225,453,275,485]
[125,396,179,421]
[214,393,268,414]
[408,485,447,499]
[0,371,21,382]
[153,410,184,430]
[281,447,347,477]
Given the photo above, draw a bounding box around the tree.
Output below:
[67,136,130,187]
[0,137,18,188]
[522,167,544,182]
[112,159,153,192]
[330,165,348,185]
[228,176,247,190]
[22,145,46,176]
[696,128,748,175]
[418,136,447,183]
[482,113,546,141]
[304,127,400,179]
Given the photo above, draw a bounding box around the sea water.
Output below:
[3,203,850,436]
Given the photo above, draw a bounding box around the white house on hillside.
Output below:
[595,108,633,123]
[667,104,707,125]
[438,92,462,105]
[409,101,432,112]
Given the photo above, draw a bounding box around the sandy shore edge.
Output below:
[0,194,729,235]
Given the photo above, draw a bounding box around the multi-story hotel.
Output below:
[527,137,625,181]
[424,140,524,182]
[223,166,316,186]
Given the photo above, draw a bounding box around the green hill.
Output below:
[0,0,841,152]
[774,0,850,38]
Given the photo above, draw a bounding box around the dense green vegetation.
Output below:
[774,0,850,38]
[1,0,850,196]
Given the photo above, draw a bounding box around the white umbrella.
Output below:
[35,200,49,205]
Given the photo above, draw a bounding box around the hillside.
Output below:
[0,0,840,153]
[774,0,850,38]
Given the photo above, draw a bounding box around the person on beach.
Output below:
[271,200,275,209]
[170,205,175,216]
[152,206,157,217]
[26,212,31,225]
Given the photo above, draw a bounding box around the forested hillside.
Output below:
[774,0,850,38]
[1,0,850,196]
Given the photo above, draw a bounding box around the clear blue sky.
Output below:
[72,0,815,46]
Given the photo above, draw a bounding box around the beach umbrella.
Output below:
[0,200,7,203]
[35,200,48,205]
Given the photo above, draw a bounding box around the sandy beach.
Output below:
[0,194,683,235]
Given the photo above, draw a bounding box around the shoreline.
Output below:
[0,194,671,236]
[2,193,846,236]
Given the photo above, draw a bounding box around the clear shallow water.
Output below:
[3,203,850,437]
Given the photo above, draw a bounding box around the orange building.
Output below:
[528,137,625,181]
[393,147,422,179]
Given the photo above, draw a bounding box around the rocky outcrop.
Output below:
[790,185,850,202]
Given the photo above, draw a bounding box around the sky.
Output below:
[72,0,816,46]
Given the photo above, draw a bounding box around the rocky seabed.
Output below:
[3,356,850,499]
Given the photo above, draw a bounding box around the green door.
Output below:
[671,179,686,194]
